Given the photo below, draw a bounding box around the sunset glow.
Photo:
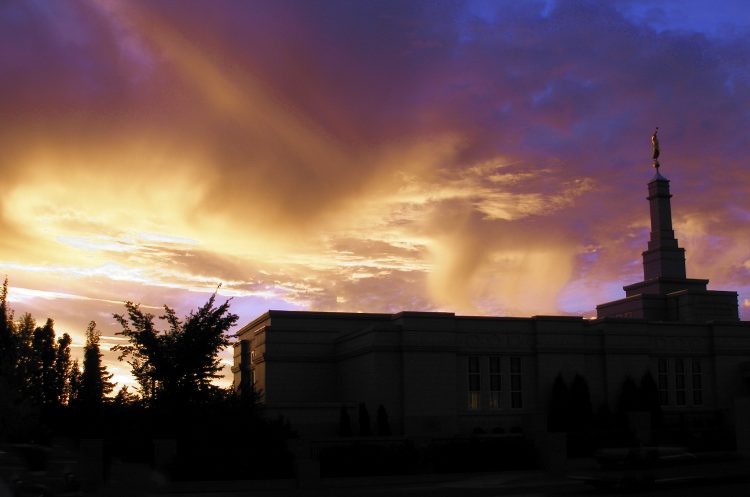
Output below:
[3,0,749,387]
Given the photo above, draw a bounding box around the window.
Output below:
[675,358,686,406]
[658,358,669,405]
[468,356,481,410]
[489,356,501,409]
[510,357,522,409]
[692,359,702,405]
[657,356,706,407]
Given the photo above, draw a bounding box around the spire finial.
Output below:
[651,127,660,169]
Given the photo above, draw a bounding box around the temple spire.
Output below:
[596,129,738,321]
[642,128,686,279]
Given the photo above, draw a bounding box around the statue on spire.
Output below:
[652,127,660,169]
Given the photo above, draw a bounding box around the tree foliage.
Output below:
[569,374,593,432]
[639,371,660,412]
[113,291,238,405]
[54,333,73,405]
[339,405,352,437]
[112,385,140,407]
[0,277,16,380]
[68,360,82,406]
[14,313,36,397]
[547,373,570,432]
[358,403,371,436]
[79,321,115,407]
[618,376,640,412]
[32,319,58,405]
[376,404,391,436]
[0,281,75,409]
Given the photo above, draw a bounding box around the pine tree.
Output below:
[53,333,72,405]
[358,403,371,436]
[376,405,391,436]
[547,373,570,432]
[15,313,36,397]
[0,277,16,380]
[569,374,593,432]
[68,360,82,406]
[339,405,352,437]
[640,371,663,433]
[112,385,139,406]
[639,371,660,412]
[31,319,57,405]
[79,321,115,407]
[618,376,640,413]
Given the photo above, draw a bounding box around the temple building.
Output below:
[232,156,750,439]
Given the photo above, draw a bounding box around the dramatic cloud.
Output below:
[2,0,749,387]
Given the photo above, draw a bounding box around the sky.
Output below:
[2,0,749,390]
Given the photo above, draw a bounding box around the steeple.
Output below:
[642,172,687,280]
[596,129,739,322]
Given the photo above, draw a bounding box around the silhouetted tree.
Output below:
[14,313,36,397]
[595,403,612,430]
[53,333,72,405]
[339,405,352,437]
[68,360,82,405]
[569,374,593,432]
[358,403,371,436]
[640,371,663,432]
[0,277,16,380]
[0,279,41,443]
[32,319,58,405]
[639,371,659,412]
[79,321,114,407]
[547,373,570,432]
[112,385,139,407]
[113,290,238,405]
[376,404,391,436]
[618,376,640,412]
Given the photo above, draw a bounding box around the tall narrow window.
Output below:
[658,358,669,405]
[468,356,481,410]
[692,358,702,405]
[675,358,686,406]
[510,357,522,409]
[489,356,501,409]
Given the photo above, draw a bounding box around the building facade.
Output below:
[233,171,750,438]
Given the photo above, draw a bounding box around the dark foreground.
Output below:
[85,454,750,497]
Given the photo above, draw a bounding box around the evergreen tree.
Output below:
[358,403,371,436]
[547,373,570,432]
[112,385,139,407]
[569,374,593,432]
[31,319,57,405]
[0,277,16,380]
[79,321,115,407]
[14,313,36,397]
[640,371,663,433]
[639,371,660,413]
[68,360,82,406]
[113,290,238,405]
[53,333,72,405]
[339,405,352,437]
[618,376,640,412]
[376,404,391,436]
[0,280,39,443]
